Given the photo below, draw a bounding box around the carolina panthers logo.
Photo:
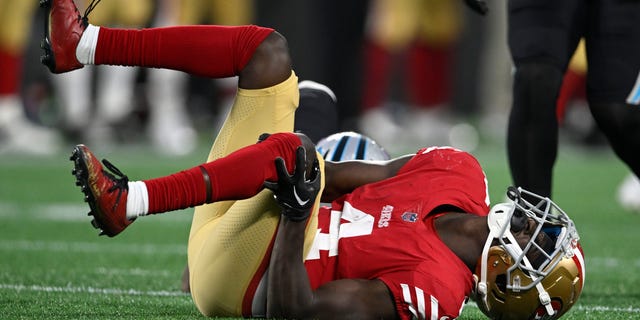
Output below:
[401,212,418,222]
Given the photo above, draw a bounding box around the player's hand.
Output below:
[463,0,488,15]
[264,146,321,222]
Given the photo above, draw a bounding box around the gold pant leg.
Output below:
[188,72,326,316]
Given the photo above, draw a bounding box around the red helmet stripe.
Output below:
[572,243,586,289]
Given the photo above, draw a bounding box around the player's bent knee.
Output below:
[240,31,292,89]
[513,62,564,118]
[515,62,564,91]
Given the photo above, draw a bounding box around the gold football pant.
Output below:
[187,72,324,317]
[177,0,254,26]
[80,0,153,27]
[0,0,37,53]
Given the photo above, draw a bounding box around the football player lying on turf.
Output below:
[178,131,390,294]
[43,0,585,319]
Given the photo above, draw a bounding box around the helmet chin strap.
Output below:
[477,203,554,316]
[503,232,554,316]
[477,204,511,312]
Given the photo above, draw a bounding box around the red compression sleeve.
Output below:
[144,133,301,214]
[94,25,273,78]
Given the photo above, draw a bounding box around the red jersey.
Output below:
[304,147,491,319]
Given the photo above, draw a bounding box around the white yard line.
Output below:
[464,301,640,314]
[1,283,637,315]
[0,239,186,255]
[574,305,640,313]
[0,283,187,297]
[588,256,640,268]
[0,201,192,222]
[94,267,173,277]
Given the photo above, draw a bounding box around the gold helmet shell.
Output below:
[474,187,585,319]
[476,243,585,319]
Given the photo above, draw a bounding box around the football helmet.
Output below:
[474,187,585,320]
[316,131,390,161]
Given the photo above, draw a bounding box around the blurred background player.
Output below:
[145,0,255,155]
[358,0,463,150]
[0,0,61,155]
[52,0,154,149]
[554,39,640,212]
[506,0,640,204]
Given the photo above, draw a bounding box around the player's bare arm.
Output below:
[268,218,398,319]
[264,149,398,319]
[321,155,412,202]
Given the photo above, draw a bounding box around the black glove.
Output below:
[464,0,488,15]
[263,146,321,222]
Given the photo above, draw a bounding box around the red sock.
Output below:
[144,133,302,214]
[0,48,21,95]
[361,40,392,111]
[95,25,273,78]
[407,43,452,107]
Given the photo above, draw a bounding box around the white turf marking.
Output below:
[0,201,192,222]
[574,305,640,313]
[587,257,640,269]
[0,240,186,255]
[39,204,94,221]
[94,267,172,277]
[1,283,637,314]
[464,302,640,314]
[0,283,187,297]
[0,202,19,218]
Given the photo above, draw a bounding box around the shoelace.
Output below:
[101,159,129,212]
[79,0,102,26]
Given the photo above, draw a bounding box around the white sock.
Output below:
[126,181,149,220]
[76,24,100,65]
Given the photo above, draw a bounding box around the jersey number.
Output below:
[306,201,374,260]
